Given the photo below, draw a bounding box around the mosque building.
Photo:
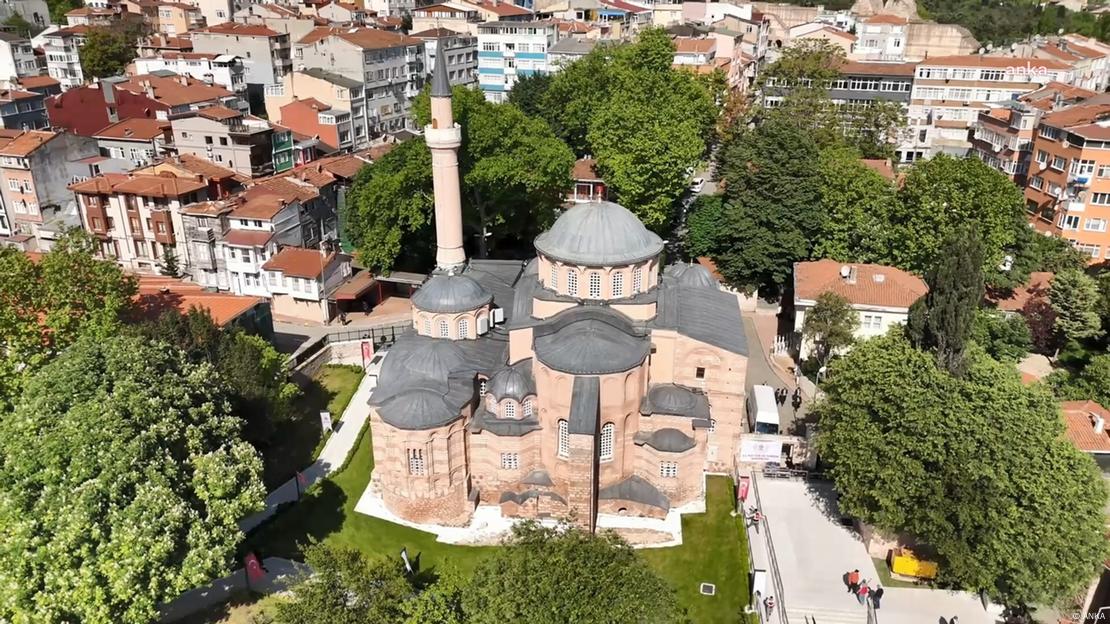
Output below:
[367,47,749,531]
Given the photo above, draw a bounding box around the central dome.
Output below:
[412,272,493,313]
[534,201,664,266]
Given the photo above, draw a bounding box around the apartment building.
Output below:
[133,53,247,95]
[65,5,119,26]
[909,56,1074,159]
[93,118,171,168]
[43,26,89,90]
[850,14,907,62]
[411,28,478,88]
[265,69,365,147]
[70,171,209,273]
[992,35,1110,93]
[191,22,293,111]
[261,245,351,322]
[413,0,531,36]
[136,34,194,57]
[0,89,48,130]
[278,98,353,151]
[16,75,62,97]
[0,32,41,81]
[365,0,415,18]
[294,27,425,135]
[169,106,276,178]
[150,1,207,35]
[316,1,368,24]
[971,82,1096,184]
[477,20,560,102]
[547,36,595,67]
[1023,94,1110,263]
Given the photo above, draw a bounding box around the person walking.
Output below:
[847,569,860,594]
[871,585,884,610]
[857,582,870,605]
[764,595,776,618]
[748,508,764,534]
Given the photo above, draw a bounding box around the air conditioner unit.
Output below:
[1038,161,1048,171]
[491,307,505,324]
[477,316,489,335]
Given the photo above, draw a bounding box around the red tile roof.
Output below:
[113,74,234,106]
[1061,400,1110,453]
[838,60,916,76]
[0,89,40,101]
[262,246,335,279]
[794,259,927,309]
[198,22,282,36]
[297,26,419,48]
[673,37,715,54]
[572,157,601,181]
[864,14,908,24]
[94,118,170,140]
[409,27,461,38]
[919,55,1072,70]
[860,158,895,180]
[223,228,274,246]
[134,275,263,327]
[467,0,531,16]
[988,271,1053,312]
[18,75,60,89]
[0,130,57,157]
[197,105,243,121]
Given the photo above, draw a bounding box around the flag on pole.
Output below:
[244,553,265,585]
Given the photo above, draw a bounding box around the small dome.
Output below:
[642,384,710,419]
[666,262,718,288]
[412,272,493,314]
[534,201,663,266]
[487,360,534,401]
[643,428,696,453]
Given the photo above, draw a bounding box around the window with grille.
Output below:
[423,318,431,334]
[438,319,449,338]
[632,266,642,293]
[523,398,533,417]
[600,422,614,461]
[458,318,469,338]
[660,461,678,478]
[709,418,716,432]
[612,272,624,298]
[503,401,516,419]
[567,270,578,296]
[479,379,487,396]
[549,263,558,288]
[500,452,519,469]
[588,272,601,298]
[557,419,569,457]
[408,449,425,475]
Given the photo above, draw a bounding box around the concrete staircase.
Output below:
[785,605,868,624]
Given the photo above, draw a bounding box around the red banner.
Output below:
[361,341,374,368]
[737,476,751,503]
[244,553,265,584]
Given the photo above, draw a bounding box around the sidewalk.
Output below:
[240,371,377,533]
[159,557,310,622]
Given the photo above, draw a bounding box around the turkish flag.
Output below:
[737,476,751,503]
[244,553,266,584]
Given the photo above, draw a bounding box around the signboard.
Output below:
[361,340,374,368]
[320,410,333,432]
[739,438,783,463]
[737,476,751,502]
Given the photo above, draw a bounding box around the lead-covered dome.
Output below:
[412,272,493,313]
[665,262,718,289]
[534,201,663,266]
[487,360,534,401]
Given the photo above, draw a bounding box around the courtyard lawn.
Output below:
[642,476,754,624]
[260,364,364,489]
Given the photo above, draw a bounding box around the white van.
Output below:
[747,384,780,435]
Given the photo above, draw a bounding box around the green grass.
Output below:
[260,365,364,489]
[642,476,753,624]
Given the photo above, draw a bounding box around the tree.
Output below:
[971,309,1032,363]
[401,568,467,624]
[80,26,138,79]
[708,119,823,293]
[907,227,984,377]
[892,155,1025,275]
[0,336,265,624]
[684,194,725,259]
[506,72,552,119]
[815,333,1108,609]
[462,522,684,623]
[812,144,897,263]
[1050,353,1110,407]
[161,247,182,277]
[0,229,136,405]
[3,12,41,38]
[802,291,859,368]
[1050,269,1104,347]
[274,543,412,624]
[991,222,1088,290]
[537,45,615,155]
[47,0,81,23]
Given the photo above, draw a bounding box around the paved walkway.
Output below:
[743,313,809,435]
[240,371,376,533]
[159,557,309,622]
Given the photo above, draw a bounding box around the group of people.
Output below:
[773,386,803,412]
[845,569,884,609]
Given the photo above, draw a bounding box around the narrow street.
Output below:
[742,312,809,436]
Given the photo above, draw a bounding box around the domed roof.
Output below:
[642,384,710,419]
[642,428,696,453]
[533,308,650,375]
[487,360,534,401]
[534,201,663,266]
[377,389,457,430]
[412,272,493,314]
[377,339,467,388]
[666,262,718,288]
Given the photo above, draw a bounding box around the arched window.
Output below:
[600,422,614,461]
[523,398,533,417]
[567,270,578,296]
[423,317,431,335]
[437,319,449,338]
[588,272,601,298]
[503,401,516,419]
[632,266,643,294]
[612,272,624,298]
[458,318,469,338]
[549,263,558,289]
[557,419,569,457]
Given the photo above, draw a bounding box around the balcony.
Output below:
[150,211,175,245]
[1066,200,1086,213]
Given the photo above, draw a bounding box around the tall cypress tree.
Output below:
[907,227,985,377]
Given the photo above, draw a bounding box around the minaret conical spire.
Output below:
[431,39,452,99]
[425,38,465,271]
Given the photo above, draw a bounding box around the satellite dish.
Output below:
[1010,42,1016,51]
[1058,28,1065,35]
[986,43,993,51]
[978,46,985,55]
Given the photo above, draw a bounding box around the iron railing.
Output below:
[751,471,790,624]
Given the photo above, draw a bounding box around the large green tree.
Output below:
[80,26,140,79]
[274,543,412,624]
[816,333,1107,609]
[971,309,1032,363]
[908,227,985,377]
[802,291,859,368]
[812,145,897,263]
[1050,353,1110,407]
[0,230,136,405]
[1049,269,1104,347]
[0,336,265,624]
[461,522,684,624]
[506,71,552,119]
[892,155,1025,275]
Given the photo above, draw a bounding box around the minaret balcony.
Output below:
[424,123,462,150]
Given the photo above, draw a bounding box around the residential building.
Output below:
[910,56,1075,158]
[265,69,368,146]
[294,27,425,135]
[187,0,239,27]
[850,14,907,62]
[278,98,352,151]
[315,1,368,24]
[971,82,1096,184]
[569,157,605,203]
[0,32,41,80]
[365,0,415,18]
[990,35,1110,93]
[411,28,478,88]
[133,53,247,96]
[1023,94,1110,263]
[546,36,594,67]
[233,4,321,43]
[16,75,62,97]
[477,20,560,102]
[136,34,194,57]
[1061,400,1110,468]
[0,88,47,130]
[262,245,351,322]
[271,124,294,172]
[93,118,171,167]
[792,259,928,360]
[43,26,89,90]
[169,106,276,178]
[70,170,209,272]
[412,0,532,36]
[191,22,293,111]
[786,23,856,59]
[65,5,120,25]
[149,1,207,35]
[134,274,273,334]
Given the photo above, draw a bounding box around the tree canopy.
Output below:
[0,336,265,624]
[802,291,859,368]
[80,25,143,79]
[1049,269,1104,347]
[971,309,1032,363]
[274,543,412,624]
[815,332,1108,608]
[811,144,897,263]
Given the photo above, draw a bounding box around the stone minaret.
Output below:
[425,43,466,271]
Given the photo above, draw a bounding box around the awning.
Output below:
[332,270,377,301]
[377,271,426,286]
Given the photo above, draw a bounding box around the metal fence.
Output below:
[751,471,790,624]
[287,322,411,369]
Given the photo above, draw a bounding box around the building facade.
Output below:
[412,28,478,89]
[169,106,276,178]
[43,26,88,90]
[477,20,559,102]
[133,53,247,95]
[0,32,40,81]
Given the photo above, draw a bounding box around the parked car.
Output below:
[690,177,705,193]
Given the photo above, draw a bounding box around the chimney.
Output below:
[1094,413,1105,435]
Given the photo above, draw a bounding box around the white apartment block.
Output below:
[43,27,88,90]
[477,20,559,103]
[0,33,40,81]
[411,28,478,89]
[133,53,248,95]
